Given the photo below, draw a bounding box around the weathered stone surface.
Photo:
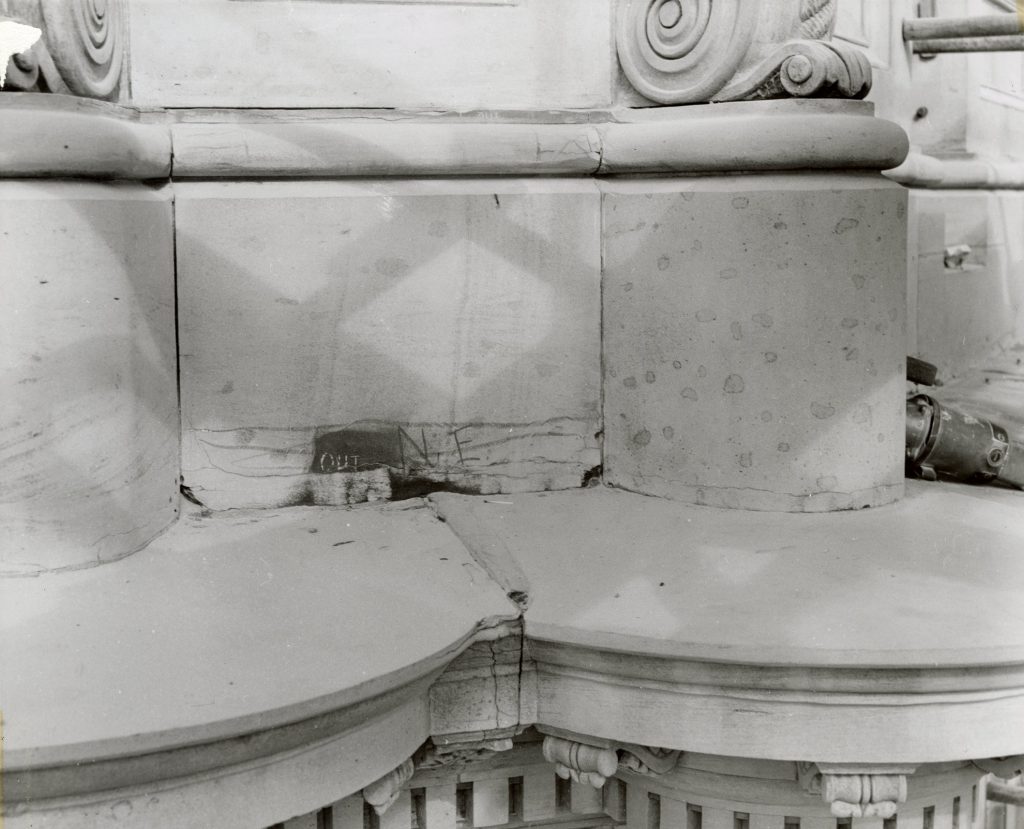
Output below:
[0,181,178,574]
[176,180,601,509]
[602,174,907,511]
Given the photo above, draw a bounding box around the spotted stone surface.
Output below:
[602,175,907,512]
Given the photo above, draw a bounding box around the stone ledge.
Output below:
[0,500,516,809]
[0,95,908,179]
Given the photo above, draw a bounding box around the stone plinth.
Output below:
[0,181,178,574]
[603,174,907,512]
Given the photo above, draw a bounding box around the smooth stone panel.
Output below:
[602,174,907,512]
[129,0,613,110]
[176,180,601,510]
[0,182,178,574]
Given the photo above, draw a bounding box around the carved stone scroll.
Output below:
[362,758,415,816]
[801,765,912,819]
[616,0,870,104]
[542,735,681,787]
[619,744,682,776]
[542,736,619,789]
[1,0,123,99]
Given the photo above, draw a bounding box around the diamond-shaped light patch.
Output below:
[342,239,554,395]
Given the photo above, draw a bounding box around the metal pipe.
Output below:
[987,780,1024,807]
[912,34,1024,53]
[904,13,1023,41]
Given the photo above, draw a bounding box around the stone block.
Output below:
[0,182,178,573]
[602,175,907,512]
[129,0,613,110]
[176,180,601,509]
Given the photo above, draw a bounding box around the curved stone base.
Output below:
[602,174,907,512]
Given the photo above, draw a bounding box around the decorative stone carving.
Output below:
[1,0,123,99]
[542,735,681,787]
[616,0,870,104]
[417,738,514,770]
[362,758,415,816]
[618,744,682,776]
[542,735,619,789]
[800,764,911,818]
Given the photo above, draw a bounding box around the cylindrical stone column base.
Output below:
[603,173,907,512]
[0,181,178,575]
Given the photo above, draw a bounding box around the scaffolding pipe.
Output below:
[912,34,1024,53]
[903,13,1023,41]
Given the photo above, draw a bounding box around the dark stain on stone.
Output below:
[581,465,603,487]
[633,428,652,447]
[681,387,698,401]
[657,255,671,271]
[777,442,790,452]
[645,371,656,384]
[662,426,675,440]
[834,218,859,235]
[623,376,638,389]
[843,346,859,361]
[764,352,778,363]
[723,374,745,393]
[375,257,410,278]
[841,317,859,329]
[220,381,234,394]
[811,402,836,419]
[732,197,749,209]
[773,221,788,230]
[672,360,682,369]
[739,451,753,468]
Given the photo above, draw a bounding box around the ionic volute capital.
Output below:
[616,0,870,104]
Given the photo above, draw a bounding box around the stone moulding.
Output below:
[0,96,908,180]
[616,0,871,104]
[0,93,170,178]
[1,0,124,100]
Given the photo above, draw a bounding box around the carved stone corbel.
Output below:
[616,0,870,104]
[543,735,619,788]
[1,0,124,99]
[542,735,681,788]
[800,763,914,818]
[362,758,415,816]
